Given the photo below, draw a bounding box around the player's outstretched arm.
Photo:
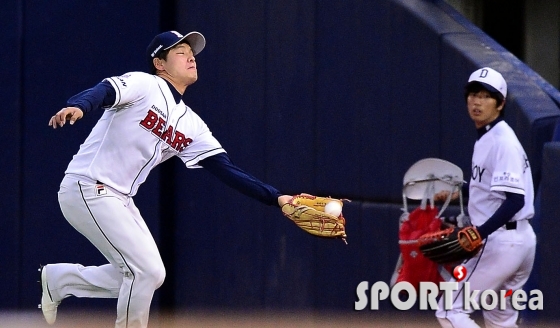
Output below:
[48,107,84,129]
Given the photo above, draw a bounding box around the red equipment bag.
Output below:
[395,205,446,291]
[391,157,464,291]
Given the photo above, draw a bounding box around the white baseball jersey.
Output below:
[65,71,225,196]
[468,120,534,226]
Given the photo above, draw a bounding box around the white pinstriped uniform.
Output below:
[45,71,224,328]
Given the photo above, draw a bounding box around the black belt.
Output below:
[505,221,517,230]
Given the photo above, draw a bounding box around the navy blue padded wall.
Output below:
[357,203,403,311]
[312,201,362,309]
[0,0,23,308]
[510,98,559,188]
[262,0,318,194]
[170,0,391,310]
[260,3,319,307]
[382,0,469,200]
[554,121,560,140]
[172,1,285,309]
[18,1,160,308]
[537,142,560,321]
[314,1,391,200]
[170,166,283,309]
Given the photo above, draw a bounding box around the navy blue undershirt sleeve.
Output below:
[66,80,116,113]
[199,153,283,207]
[476,192,524,239]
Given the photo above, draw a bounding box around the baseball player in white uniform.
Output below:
[41,31,293,328]
[436,67,536,327]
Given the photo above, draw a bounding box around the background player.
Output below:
[41,30,295,328]
[435,67,537,327]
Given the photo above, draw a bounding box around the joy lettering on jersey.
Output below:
[139,109,192,152]
[472,164,485,182]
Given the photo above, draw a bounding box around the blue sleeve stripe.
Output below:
[66,80,116,113]
[199,153,282,207]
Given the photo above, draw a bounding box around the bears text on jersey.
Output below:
[139,109,192,152]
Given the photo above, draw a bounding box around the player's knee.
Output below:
[154,265,166,289]
[134,262,166,289]
[146,263,166,289]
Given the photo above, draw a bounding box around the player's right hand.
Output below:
[49,107,84,129]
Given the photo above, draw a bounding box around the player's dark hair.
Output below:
[150,49,171,74]
[464,82,506,117]
[150,41,191,75]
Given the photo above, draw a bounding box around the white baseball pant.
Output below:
[436,220,536,328]
[45,174,165,328]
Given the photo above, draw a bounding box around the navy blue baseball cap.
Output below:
[146,31,206,70]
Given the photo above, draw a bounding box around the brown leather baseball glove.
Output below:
[418,226,483,264]
[281,194,347,241]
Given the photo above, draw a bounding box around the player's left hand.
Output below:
[418,226,483,264]
[49,107,84,129]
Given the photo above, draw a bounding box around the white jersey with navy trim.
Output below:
[65,71,225,196]
[468,120,534,226]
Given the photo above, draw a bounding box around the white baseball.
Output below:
[324,201,342,216]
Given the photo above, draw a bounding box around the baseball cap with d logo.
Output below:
[146,31,206,70]
[467,67,507,98]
